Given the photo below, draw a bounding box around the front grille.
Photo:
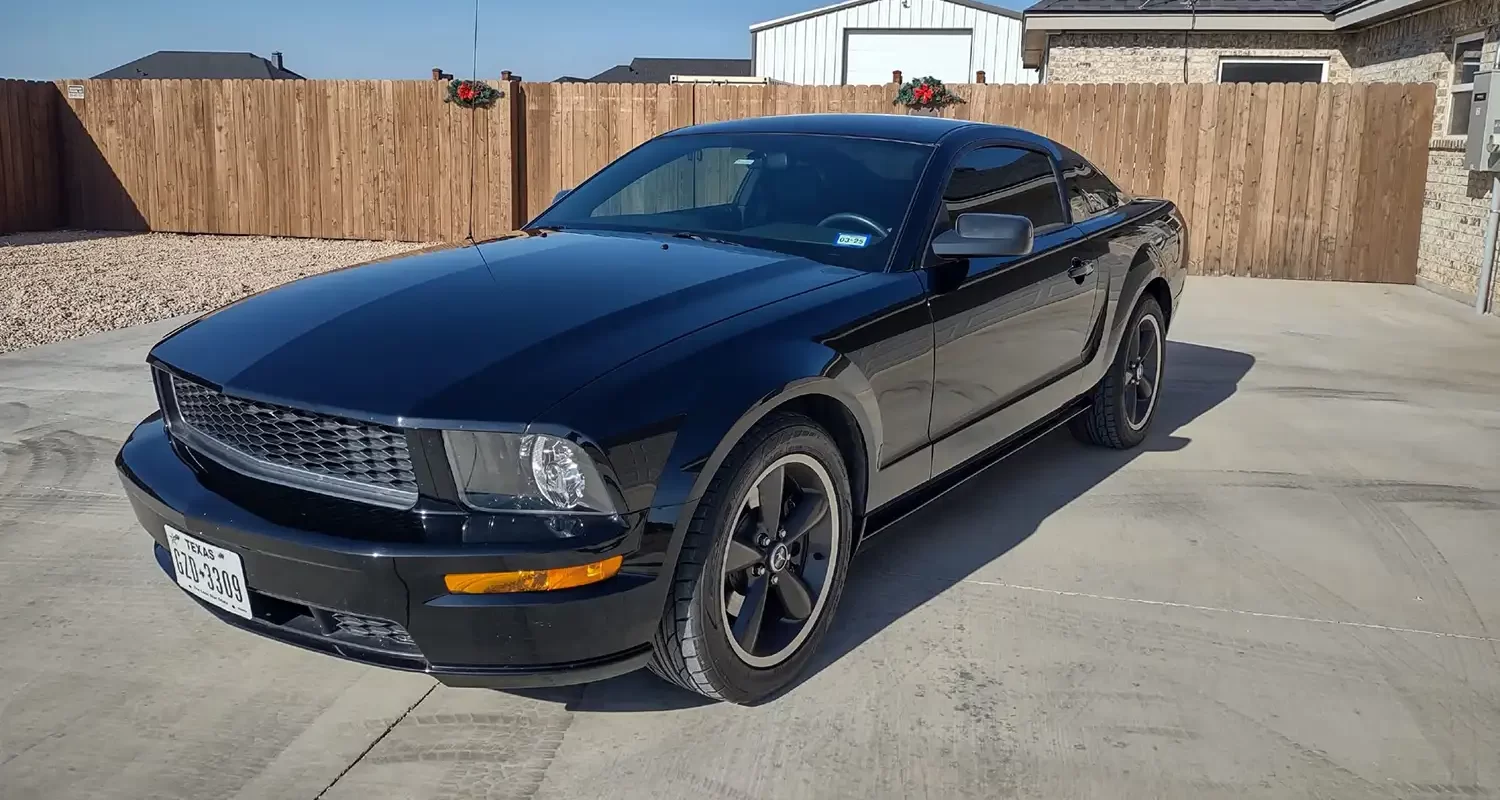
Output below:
[165,373,418,508]
[191,453,427,542]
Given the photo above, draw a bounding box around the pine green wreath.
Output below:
[893,76,964,110]
[445,79,502,109]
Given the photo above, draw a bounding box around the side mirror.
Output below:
[552,188,572,204]
[931,213,1034,259]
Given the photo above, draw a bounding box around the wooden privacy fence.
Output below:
[520,81,1434,284]
[0,79,62,234]
[54,79,519,242]
[12,79,1436,282]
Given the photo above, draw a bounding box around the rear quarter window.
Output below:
[1061,152,1126,222]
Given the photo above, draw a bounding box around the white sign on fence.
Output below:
[66,85,85,100]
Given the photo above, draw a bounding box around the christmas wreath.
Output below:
[894,76,963,110]
[445,79,502,109]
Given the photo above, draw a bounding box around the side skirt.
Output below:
[856,397,1090,548]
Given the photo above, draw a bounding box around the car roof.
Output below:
[665,113,974,144]
[665,113,1058,150]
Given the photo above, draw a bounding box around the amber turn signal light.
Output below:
[443,555,623,594]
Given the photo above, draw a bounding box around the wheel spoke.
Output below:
[775,573,815,621]
[733,575,771,652]
[725,540,762,573]
[1137,373,1155,400]
[1127,329,1140,364]
[781,490,828,545]
[757,465,786,536]
[1142,329,1159,361]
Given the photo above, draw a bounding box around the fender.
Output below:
[635,351,881,601]
[666,355,879,514]
[1077,201,1180,392]
[549,338,883,600]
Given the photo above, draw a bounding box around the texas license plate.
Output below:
[165,526,252,620]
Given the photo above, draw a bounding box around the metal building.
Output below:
[750,0,1035,86]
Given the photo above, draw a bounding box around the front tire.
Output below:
[1072,295,1166,449]
[648,412,854,704]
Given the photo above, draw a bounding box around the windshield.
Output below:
[530,132,935,271]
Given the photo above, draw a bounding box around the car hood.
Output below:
[149,230,855,426]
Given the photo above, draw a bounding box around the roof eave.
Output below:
[1023,12,1338,33]
[1331,0,1451,28]
[1024,0,1451,37]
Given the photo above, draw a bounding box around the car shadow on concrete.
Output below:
[505,341,1255,711]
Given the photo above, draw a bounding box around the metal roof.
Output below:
[752,0,1021,32]
[1027,0,1370,14]
[587,58,752,83]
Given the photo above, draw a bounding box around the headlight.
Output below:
[443,431,617,514]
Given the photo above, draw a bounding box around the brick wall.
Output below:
[1353,0,1500,306]
[1045,32,1353,84]
[1349,0,1500,136]
[1420,142,1500,309]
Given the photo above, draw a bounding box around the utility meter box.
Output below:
[1465,70,1500,171]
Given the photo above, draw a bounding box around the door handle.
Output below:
[1068,258,1095,284]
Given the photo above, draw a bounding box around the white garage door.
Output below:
[844,30,973,85]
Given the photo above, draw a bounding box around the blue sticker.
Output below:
[834,233,870,248]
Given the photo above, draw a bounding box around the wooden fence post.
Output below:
[506,78,526,230]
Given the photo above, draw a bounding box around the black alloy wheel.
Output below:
[1122,311,1163,431]
[1072,294,1166,449]
[648,413,853,703]
[719,454,839,668]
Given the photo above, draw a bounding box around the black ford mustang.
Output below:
[118,114,1185,704]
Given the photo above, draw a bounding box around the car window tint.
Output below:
[593,147,755,217]
[1061,155,1125,222]
[941,146,1067,233]
[534,132,935,272]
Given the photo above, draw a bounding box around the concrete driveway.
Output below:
[3,277,1498,799]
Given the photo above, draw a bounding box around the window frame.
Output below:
[1216,57,1330,84]
[917,139,1072,268]
[943,142,1071,230]
[1449,32,1486,136]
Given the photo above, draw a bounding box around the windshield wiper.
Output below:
[667,231,744,247]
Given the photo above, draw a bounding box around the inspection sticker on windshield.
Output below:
[834,233,870,248]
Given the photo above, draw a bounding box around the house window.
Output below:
[1218,58,1328,84]
[1449,33,1486,136]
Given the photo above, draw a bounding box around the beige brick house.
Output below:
[1023,0,1500,311]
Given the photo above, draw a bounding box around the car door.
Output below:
[927,144,1103,475]
[1060,147,1131,331]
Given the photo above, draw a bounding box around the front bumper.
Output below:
[118,416,672,688]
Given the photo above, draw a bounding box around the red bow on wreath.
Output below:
[913,84,936,105]
[457,83,477,101]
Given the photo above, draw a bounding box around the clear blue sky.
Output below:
[0,0,1028,82]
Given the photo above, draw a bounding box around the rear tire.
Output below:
[648,413,854,704]
[1071,295,1166,450]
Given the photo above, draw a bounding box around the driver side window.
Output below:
[939,146,1068,234]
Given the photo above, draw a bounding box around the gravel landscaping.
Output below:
[0,231,429,354]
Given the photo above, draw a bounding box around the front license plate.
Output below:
[165,526,252,620]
